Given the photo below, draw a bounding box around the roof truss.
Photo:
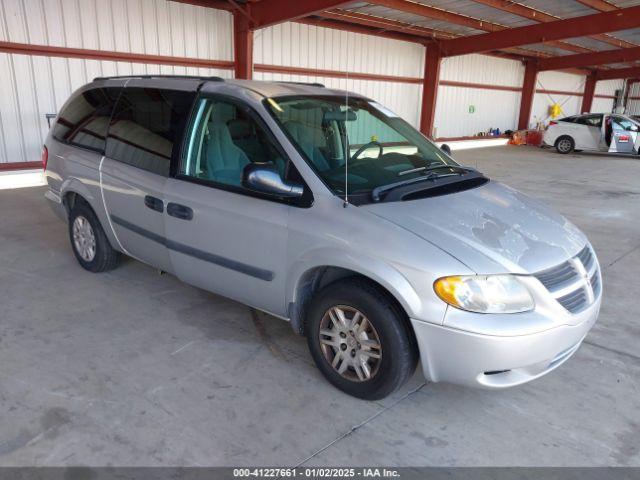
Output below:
[596,66,640,80]
[437,5,640,57]
[243,0,355,29]
[538,46,640,71]
[470,0,639,51]
[366,0,594,55]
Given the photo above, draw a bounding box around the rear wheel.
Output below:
[555,136,575,154]
[68,201,119,272]
[306,279,418,400]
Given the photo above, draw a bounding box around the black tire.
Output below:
[306,278,418,400]
[68,200,119,272]
[555,135,575,154]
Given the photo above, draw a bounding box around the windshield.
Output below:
[264,95,459,198]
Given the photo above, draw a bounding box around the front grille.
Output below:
[534,245,600,314]
[577,245,594,271]
[535,262,577,290]
[557,288,587,312]
[590,271,601,297]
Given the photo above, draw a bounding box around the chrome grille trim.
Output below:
[535,262,577,290]
[534,245,600,314]
[557,288,587,313]
[590,271,601,297]
[577,245,594,271]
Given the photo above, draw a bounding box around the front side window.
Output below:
[105,88,194,176]
[264,96,457,197]
[181,98,288,188]
[53,87,120,153]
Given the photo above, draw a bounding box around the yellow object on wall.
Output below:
[549,103,563,119]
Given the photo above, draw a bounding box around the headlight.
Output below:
[434,275,534,314]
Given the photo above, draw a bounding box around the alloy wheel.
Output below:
[558,139,572,153]
[72,215,96,262]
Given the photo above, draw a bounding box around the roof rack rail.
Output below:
[276,81,325,88]
[93,74,225,82]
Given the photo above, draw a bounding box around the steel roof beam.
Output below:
[573,0,618,12]
[538,46,640,71]
[319,10,455,40]
[367,0,593,55]
[596,66,640,80]
[247,0,355,29]
[297,16,430,44]
[437,5,640,57]
[316,10,552,60]
[470,0,639,50]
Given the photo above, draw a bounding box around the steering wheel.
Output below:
[350,141,383,162]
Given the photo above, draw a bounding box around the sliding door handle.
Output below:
[144,195,164,212]
[167,202,193,220]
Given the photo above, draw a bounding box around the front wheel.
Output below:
[306,279,418,400]
[555,136,575,154]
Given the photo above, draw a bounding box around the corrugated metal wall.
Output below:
[591,79,623,114]
[0,0,233,164]
[254,25,532,139]
[435,54,523,138]
[627,82,640,115]
[530,71,585,128]
[253,22,425,130]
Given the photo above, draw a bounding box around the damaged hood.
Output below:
[362,180,587,274]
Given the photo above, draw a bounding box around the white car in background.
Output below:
[543,113,640,155]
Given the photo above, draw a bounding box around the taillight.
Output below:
[41,146,48,170]
[549,121,557,126]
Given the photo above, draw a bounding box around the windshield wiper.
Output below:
[425,164,476,174]
[373,165,476,202]
[397,164,475,176]
[398,166,426,176]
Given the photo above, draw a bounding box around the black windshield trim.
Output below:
[371,165,477,201]
[380,171,488,203]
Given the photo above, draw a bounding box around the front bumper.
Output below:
[411,298,600,388]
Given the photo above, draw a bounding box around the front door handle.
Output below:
[167,202,193,221]
[144,195,164,212]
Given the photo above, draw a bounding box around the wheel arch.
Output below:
[60,178,98,216]
[61,179,120,252]
[286,254,422,336]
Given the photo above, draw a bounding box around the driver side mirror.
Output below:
[440,144,452,156]
[242,163,304,198]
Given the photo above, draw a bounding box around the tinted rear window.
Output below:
[52,87,121,153]
[574,115,602,127]
[105,88,194,176]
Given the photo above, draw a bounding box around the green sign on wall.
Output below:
[468,105,476,114]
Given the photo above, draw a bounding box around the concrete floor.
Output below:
[0,145,639,466]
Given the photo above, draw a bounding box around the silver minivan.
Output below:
[44,76,602,400]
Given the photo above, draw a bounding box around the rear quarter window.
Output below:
[105,88,195,177]
[52,87,121,153]
[575,115,602,127]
